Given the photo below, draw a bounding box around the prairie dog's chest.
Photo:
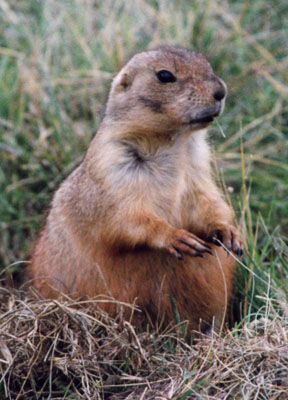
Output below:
[100,136,208,224]
[134,150,189,225]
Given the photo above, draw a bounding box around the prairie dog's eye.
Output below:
[156,70,177,83]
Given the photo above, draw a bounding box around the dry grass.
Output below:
[0,283,287,400]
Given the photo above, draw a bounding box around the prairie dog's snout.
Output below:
[212,76,227,115]
[212,76,227,102]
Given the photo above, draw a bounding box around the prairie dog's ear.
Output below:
[119,72,133,89]
[113,68,135,92]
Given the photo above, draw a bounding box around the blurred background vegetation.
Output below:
[0,0,287,320]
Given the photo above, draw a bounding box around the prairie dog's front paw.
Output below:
[167,229,213,260]
[208,225,243,256]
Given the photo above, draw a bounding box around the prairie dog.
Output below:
[28,46,243,333]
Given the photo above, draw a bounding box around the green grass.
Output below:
[0,0,288,397]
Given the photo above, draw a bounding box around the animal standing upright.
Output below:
[28,46,243,333]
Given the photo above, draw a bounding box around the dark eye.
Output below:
[156,70,177,83]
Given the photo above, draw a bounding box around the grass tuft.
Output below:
[0,285,287,399]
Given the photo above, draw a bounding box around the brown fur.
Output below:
[28,46,243,333]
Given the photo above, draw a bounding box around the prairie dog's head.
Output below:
[105,46,227,135]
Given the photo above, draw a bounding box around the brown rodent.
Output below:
[28,46,243,334]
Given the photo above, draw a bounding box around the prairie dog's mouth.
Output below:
[188,104,223,125]
[190,115,215,124]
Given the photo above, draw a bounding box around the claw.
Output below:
[175,250,184,261]
[204,242,212,250]
[203,248,215,256]
[236,247,243,257]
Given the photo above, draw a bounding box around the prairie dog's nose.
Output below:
[213,78,227,101]
[213,88,226,101]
